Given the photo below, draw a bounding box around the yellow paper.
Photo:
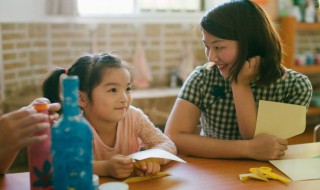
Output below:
[240,167,290,183]
[254,100,306,138]
[239,173,268,182]
[128,149,186,163]
[249,168,269,181]
[123,172,170,183]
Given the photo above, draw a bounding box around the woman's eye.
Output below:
[215,46,223,50]
[108,88,117,93]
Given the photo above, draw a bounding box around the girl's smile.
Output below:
[114,107,127,112]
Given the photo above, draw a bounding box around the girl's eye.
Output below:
[108,88,117,93]
[126,87,132,92]
[215,46,223,50]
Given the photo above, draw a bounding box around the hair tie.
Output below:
[65,69,68,75]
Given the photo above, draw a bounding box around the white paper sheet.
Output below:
[128,149,186,163]
[270,143,320,181]
[270,158,320,181]
[283,142,320,159]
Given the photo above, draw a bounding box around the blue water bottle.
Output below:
[51,76,93,190]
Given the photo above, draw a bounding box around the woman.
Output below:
[165,0,312,161]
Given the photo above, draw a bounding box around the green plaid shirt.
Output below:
[178,63,313,140]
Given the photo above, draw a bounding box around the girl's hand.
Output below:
[246,133,288,161]
[107,154,134,179]
[236,56,260,86]
[133,158,163,177]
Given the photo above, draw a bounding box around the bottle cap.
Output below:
[34,102,49,111]
[99,182,129,190]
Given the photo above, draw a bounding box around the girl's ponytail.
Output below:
[42,68,66,106]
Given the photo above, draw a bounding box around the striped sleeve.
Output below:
[287,72,313,107]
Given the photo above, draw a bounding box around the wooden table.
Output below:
[1,143,320,190]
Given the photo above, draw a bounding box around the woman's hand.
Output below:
[0,97,60,155]
[236,56,260,86]
[0,97,61,173]
[246,133,288,161]
[29,98,61,122]
[0,107,50,156]
[106,154,134,179]
[133,158,163,177]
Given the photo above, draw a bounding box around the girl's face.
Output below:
[83,67,132,124]
[202,30,239,78]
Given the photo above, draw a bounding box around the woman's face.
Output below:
[202,30,239,78]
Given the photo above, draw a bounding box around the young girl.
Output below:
[165,0,312,161]
[42,53,177,179]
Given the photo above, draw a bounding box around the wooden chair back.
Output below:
[314,124,320,142]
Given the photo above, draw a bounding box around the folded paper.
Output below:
[239,167,290,184]
[255,100,306,138]
[129,149,186,163]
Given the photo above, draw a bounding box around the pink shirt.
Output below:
[90,106,176,162]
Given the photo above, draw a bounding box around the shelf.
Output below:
[297,22,320,30]
[291,65,320,73]
[279,17,320,74]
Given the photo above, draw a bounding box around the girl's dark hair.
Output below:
[201,0,285,85]
[42,53,132,107]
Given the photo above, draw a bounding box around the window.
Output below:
[78,0,134,15]
[139,0,201,12]
[78,0,202,16]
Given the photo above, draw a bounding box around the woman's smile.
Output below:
[216,64,228,70]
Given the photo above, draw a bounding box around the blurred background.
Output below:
[1,0,320,172]
[0,0,279,120]
[0,0,319,135]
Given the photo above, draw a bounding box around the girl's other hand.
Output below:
[107,154,133,179]
[133,158,162,177]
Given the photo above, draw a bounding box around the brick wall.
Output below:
[2,21,319,114]
[0,21,206,113]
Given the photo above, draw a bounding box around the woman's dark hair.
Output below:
[42,53,132,108]
[201,0,285,85]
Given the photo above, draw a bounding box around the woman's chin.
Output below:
[219,71,228,79]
